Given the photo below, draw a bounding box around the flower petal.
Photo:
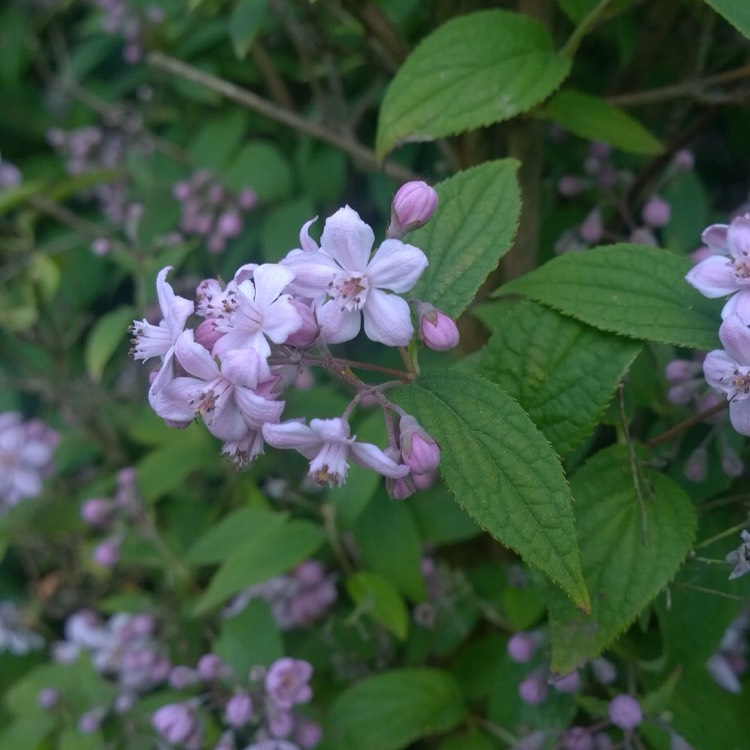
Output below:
[366,240,429,293]
[174,330,220,381]
[362,289,413,346]
[703,349,740,398]
[719,314,750,364]
[730,400,750,436]
[316,300,361,344]
[350,441,410,479]
[282,251,340,298]
[319,206,373,272]
[727,216,750,261]
[262,420,321,457]
[685,256,737,298]
[252,264,296,308]
[156,266,194,339]
[701,223,729,252]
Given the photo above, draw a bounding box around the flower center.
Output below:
[730,368,750,398]
[732,255,750,282]
[328,273,369,312]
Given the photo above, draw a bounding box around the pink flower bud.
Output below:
[387,181,438,239]
[81,498,114,527]
[284,299,319,348]
[417,303,459,351]
[579,208,603,243]
[518,670,548,705]
[37,687,59,709]
[217,210,242,238]
[591,657,616,685]
[238,188,258,210]
[507,632,538,663]
[152,703,199,744]
[91,237,111,256]
[170,666,199,689]
[558,175,586,197]
[225,692,253,727]
[294,559,325,585]
[295,718,323,749]
[412,470,436,491]
[684,446,707,482]
[93,537,121,568]
[552,670,580,693]
[671,149,695,173]
[642,195,671,228]
[608,694,643,730]
[197,653,226,681]
[664,359,701,383]
[398,415,440,475]
[194,318,224,352]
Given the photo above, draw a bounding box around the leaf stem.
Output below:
[560,0,616,59]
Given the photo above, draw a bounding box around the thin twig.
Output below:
[644,401,728,448]
[147,51,417,182]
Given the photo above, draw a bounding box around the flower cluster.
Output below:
[0,412,58,514]
[224,559,337,629]
[153,655,319,750]
[173,169,258,254]
[554,137,692,253]
[131,184,455,497]
[93,0,165,64]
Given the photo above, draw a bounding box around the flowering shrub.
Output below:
[2,1,750,749]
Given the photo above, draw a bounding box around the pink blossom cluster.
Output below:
[80,466,141,568]
[153,654,319,750]
[706,609,749,691]
[686,212,750,437]
[92,0,165,64]
[554,138,692,253]
[131,185,455,497]
[52,609,170,729]
[172,170,258,254]
[224,559,337,630]
[0,412,58,514]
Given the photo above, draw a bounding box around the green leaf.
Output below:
[185,505,287,565]
[409,482,480,544]
[347,571,409,640]
[194,519,325,614]
[261,197,315,262]
[0,715,55,750]
[393,371,590,611]
[353,490,426,602]
[496,244,722,349]
[547,445,697,674]
[188,111,249,173]
[438,727,495,750]
[84,305,134,382]
[229,0,269,58]
[215,598,283,675]
[224,141,292,200]
[480,300,641,456]
[537,90,662,154]
[0,181,44,214]
[327,668,466,750]
[408,160,520,318]
[702,0,750,38]
[376,10,571,158]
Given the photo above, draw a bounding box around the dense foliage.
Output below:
[2,1,750,749]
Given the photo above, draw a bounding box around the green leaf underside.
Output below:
[84,306,134,382]
[480,300,641,456]
[547,445,697,674]
[408,160,521,319]
[327,668,466,750]
[346,572,409,640]
[537,90,663,154]
[393,371,589,611]
[702,0,750,38]
[193,519,325,614]
[375,10,571,158]
[496,244,722,350]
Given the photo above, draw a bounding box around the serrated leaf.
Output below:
[347,572,409,640]
[193,519,325,614]
[408,160,520,318]
[185,505,287,565]
[480,300,641,456]
[702,0,750,38]
[393,371,590,611]
[547,445,697,674]
[84,306,134,382]
[537,90,662,154]
[376,10,571,158]
[496,244,722,349]
[327,668,466,750]
[229,0,269,59]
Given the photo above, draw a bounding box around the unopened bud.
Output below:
[194,318,224,352]
[507,632,539,663]
[579,208,603,244]
[387,181,438,239]
[284,299,319,348]
[518,670,548,705]
[92,537,121,568]
[641,195,671,228]
[225,692,253,727]
[399,415,440,475]
[152,703,199,744]
[552,670,580,693]
[684,446,707,482]
[608,694,643,730]
[81,498,114,527]
[416,302,459,351]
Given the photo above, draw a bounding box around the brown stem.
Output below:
[301,355,414,382]
[644,401,728,448]
[147,52,417,182]
[250,40,297,110]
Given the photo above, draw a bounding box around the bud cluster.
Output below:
[130,188,459,497]
[172,169,258,254]
[92,0,165,64]
[0,412,58,514]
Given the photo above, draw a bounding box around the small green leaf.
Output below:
[480,300,641,456]
[408,160,520,318]
[185,505,287,565]
[496,244,722,349]
[702,0,750,38]
[0,715,55,750]
[188,111,249,173]
[376,10,571,158]
[0,181,44,214]
[327,668,466,750]
[347,572,409,640]
[547,445,697,674]
[224,141,292,200]
[537,90,662,154]
[353,490,426,602]
[229,0,269,59]
[84,306,134,382]
[393,371,590,611]
[194,519,325,614]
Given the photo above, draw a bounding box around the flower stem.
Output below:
[644,401,728,448]
[560,0,616,59]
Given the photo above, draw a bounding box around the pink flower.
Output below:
[262,417,409,487]
[265,658,313,709]
[282,207,428,346]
